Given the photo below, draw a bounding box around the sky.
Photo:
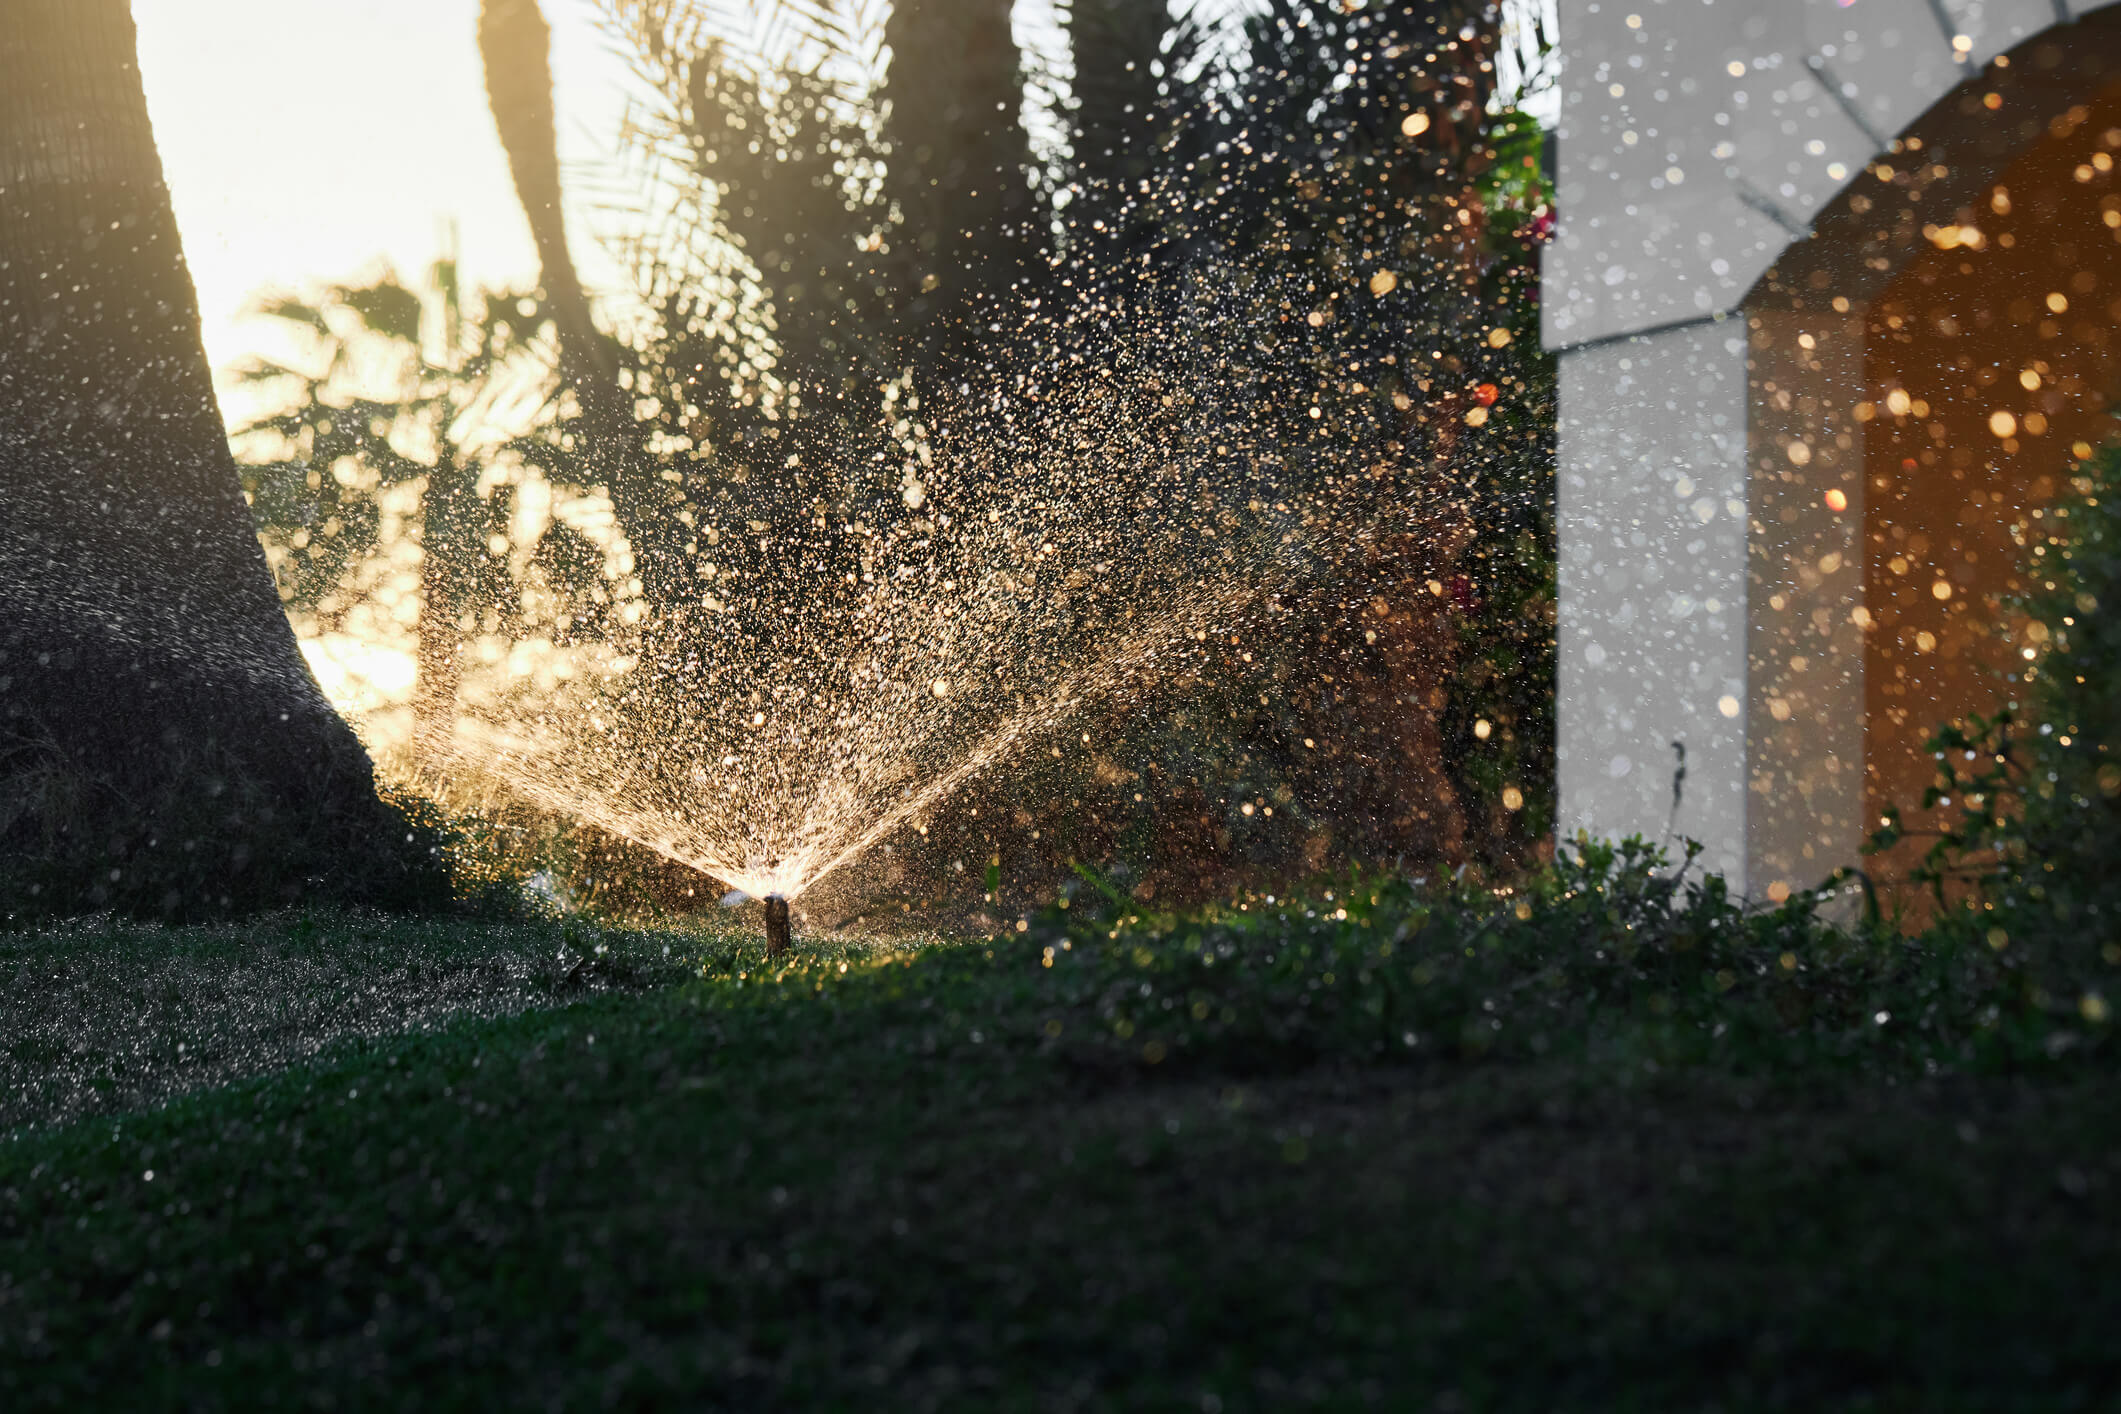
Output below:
[133,0,1076,386]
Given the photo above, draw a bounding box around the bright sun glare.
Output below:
[132,0,629,374]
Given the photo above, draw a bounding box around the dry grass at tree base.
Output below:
[0,912,694,1134]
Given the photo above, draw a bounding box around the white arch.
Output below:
[1547,0,2121,893]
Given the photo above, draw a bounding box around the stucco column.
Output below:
[1556,320,1753,886]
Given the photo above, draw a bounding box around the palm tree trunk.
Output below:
[1064,0,1173,194]
[881,0,1041,351]
[477,0,617,413]
[415,459,474,761]
[0,0,436,915]
[477,0,692,618]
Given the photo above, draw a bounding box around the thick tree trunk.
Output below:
[0,0,436,915]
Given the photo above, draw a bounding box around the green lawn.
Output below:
[1,872,2116,1411]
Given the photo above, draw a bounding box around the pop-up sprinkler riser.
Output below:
[764,895,791,958]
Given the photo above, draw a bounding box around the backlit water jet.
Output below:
[422,357,1469,916]
[209,0,1560,929]
[292,271,1520,926]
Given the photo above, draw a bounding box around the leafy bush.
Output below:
[1026,834,2094,1082]
[1869,441,2121,1033]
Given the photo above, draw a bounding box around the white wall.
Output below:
[1557,321,1752,882]
[1545,0,2118,891]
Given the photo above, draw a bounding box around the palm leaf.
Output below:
[251,296,328,332]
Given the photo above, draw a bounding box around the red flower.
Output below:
[1473,383,1500,407]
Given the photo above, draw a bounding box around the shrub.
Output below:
[1869,441,2121,1035]
[1024,834,2064,1081]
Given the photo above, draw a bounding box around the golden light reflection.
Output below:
[301,635,417,716]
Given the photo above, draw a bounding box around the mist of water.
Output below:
[422,316,1473,904]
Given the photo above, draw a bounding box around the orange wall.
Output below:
[1864,80,2121,891]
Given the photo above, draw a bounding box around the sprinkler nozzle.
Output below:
[764,895,791,957]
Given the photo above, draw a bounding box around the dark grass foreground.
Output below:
[1,848,2117,1411]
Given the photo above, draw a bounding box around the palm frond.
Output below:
[591,0,876,77]
[251,297,328,332]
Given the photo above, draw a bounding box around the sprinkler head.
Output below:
[763,895,792,958]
